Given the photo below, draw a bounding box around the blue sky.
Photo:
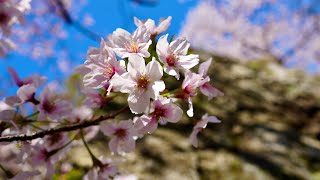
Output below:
[1,0,319,97]
[0,0,198,96]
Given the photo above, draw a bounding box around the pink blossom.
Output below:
[5,84,39,106]
[37,86,72,121]
[181,71,207,117]
[70,105,93,123]
[156,34,199,79]
[135,96,183,135]
[0,100,11,111]
[29,143,66,179]
[182,72,206,96]
[29,142,68,179]
[110,56,165,114]
[9,171,40,180]
[4,69,46,106]
[81,126,100,141]
[134,16,172,36]
[16,84,37,102]
[108,25,151,58]
[0,35,14,56]
[82,89,109,108]
[83,14,95,26]
[77,39,126,89]
[8,67,47,88]
[43,132,69,152]
[189,114,221,147]
[83,158,119,180]
[0,0,31,55]
[180,0,320,72]
[198,58,224,100]
[0,100,18,124]
[0,109,16,123]
[115,174,138,180]
[100,120,137,155]
[0,0,30,36]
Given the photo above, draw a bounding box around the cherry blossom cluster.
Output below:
[0,0,31,56]
[11,0,92,60]
[180,0,320,72]
[0,17,223,179]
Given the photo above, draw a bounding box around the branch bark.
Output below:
[0,106,129,142]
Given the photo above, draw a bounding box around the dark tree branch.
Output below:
[55,0,101,42]
[130,0,158,6]
[0,106,129,142]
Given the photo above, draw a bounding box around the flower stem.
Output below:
[25,111,39,119]
[0,164,14,178]
[161,89,178,97]
[80,129,103,167]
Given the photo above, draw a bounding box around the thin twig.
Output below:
[0,106,129,142]
[80,129,103,167]
[0,164,14,178]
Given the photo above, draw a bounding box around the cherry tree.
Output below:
[180,0,320,72]
[1,0,161,60]
[0,0,165,98]
[0,0,31,56]
[0,6,223,178]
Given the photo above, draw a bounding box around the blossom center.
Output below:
[127,41,140,53]
[137,76,149,89]
[184,85,196,96]
[104,65,115,79]
[152,106,166,119]
[114,128,127,139]
[166,54,177,66]
[42,99,56,113]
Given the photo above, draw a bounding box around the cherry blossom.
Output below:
[179,71,207,117]
[29,143,68,179]
[0,16,223,179]
[0,100,11,111]
[8,67,46,88]
[7,0,90,60]
[134,16,172,37]
[37,86,72,121]
[3,69,46,106]
[9,170,40,180]
[0,102,16,123]
[0,0,31,37]
[134,96,183,135]
[108,25,152,58]
[198,58,224,100]
[180,0,320,72]
[100,120,137,155]
[156,34,199,79]
[110,56,165,114]
[78,39,126,90]
[114,174,138,180]
[70,105,93,123]
[0,34,14,56]
[189,113,221,148]
[83,158,119,180]
[82,89,110,108]
[0,0,31,57]
[4,84,37,106]
[43,132,69,152]
[0,109,17,122]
